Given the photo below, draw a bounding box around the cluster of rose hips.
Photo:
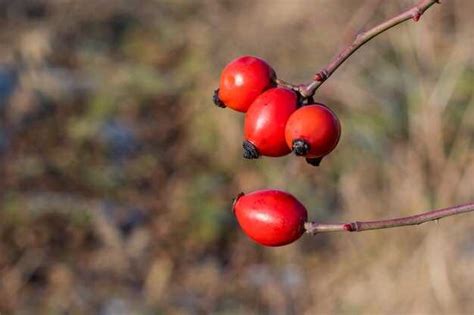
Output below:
[213,56,342,247]
[214,55,341,166]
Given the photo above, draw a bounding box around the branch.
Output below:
[297,0,440,97]
[304,201,474,234]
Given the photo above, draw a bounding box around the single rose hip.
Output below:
[243,87,298,158]
[233,189,308,247]
[285,104,341,161]
[214,55,276,112]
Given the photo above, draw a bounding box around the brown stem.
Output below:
[299,0,439,97]
[305,201,474,234]
[275,78,299,91]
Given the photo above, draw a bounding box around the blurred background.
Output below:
[0,0,473,314]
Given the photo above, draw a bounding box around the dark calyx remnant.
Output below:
[292,139,310,156]
[296,92,314,108]
[213,89,226,108]
[243,140,259,159]
[232,192,245,213]
[306,156,323,167]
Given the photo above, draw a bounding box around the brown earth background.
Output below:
[0,0,473,314]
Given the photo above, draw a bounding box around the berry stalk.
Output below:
[305,201,474,234]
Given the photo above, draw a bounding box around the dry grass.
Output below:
[0,0,473,314]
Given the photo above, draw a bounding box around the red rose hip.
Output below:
[214,56,276,112]
[243,87,298,158]
[285,104,341,161]
[233,189,308,247]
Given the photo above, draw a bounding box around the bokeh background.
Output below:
[0,0,473,314]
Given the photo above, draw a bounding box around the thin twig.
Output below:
[304,201,474,234]
[275,78,299,91]
[298,0,439,97]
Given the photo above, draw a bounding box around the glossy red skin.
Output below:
[218,56,276,112]
[233,189,308,247]
[285,104,341,158]
[244,87,298,157]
